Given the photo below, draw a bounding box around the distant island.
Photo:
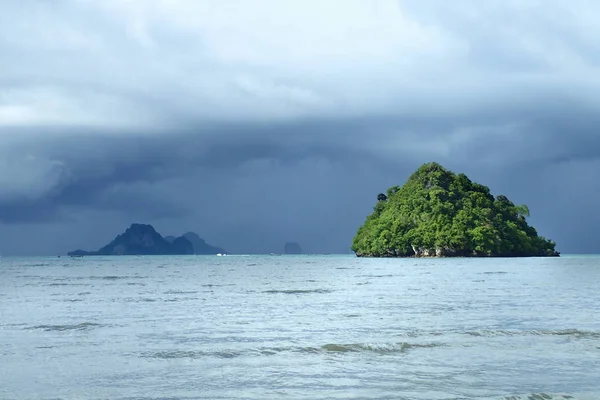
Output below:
[68,224,226,256]
[284,242,303,254]
[165,232,226,255]
[351,162,559,258]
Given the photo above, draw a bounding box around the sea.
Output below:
[0,254,599,400]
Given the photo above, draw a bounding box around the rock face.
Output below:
[284,242,303,254]
[68,224,194,256]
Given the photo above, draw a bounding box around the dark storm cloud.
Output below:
[0,119,387,223]
[1,0,600,254]
[3,99,599,225]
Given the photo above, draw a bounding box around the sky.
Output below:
[1,0,600,255]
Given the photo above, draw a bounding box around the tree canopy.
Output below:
[351,162,559,258]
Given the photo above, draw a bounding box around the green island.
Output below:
[351,162,559,258]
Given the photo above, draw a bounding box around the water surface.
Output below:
[1,254,599,399]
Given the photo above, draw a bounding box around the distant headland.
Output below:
[351,162,559,258]
[68,223,226,256]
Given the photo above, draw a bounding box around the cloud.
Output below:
[1,1,600,254]
[3,0,600,131]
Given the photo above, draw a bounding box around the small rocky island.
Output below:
[284,242,303,254]
[68,223,225,256]
[165,232,226,255]
[351,162,559,258]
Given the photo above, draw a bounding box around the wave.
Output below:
[163,297,199,302]
[140,341,445,360]
[320,342,446,353]
[124,297,156,302]
[393,328,600,339]
[27,322,105,332]
[499,394,590,400]
[462,329,600,339]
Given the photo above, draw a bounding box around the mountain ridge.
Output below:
[67,224,223,256]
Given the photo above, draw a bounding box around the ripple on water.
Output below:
[89,275,148,281]
[463,329,600,339]
[46,283,92,287]
[123,297,157,302]
[391,328,600,339]
[141,350,244,359]
[202,284,235,288]
[164,290,198,295]
[500,394,585,400]
[263,289,333,294]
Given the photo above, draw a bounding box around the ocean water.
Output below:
[0,254,599,400]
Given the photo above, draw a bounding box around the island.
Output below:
[165,232,226,255]
[68,223,224,256]
[284,242,303,254]
[351,162,559,258]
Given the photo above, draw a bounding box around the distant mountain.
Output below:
[284,242,303,254]
[165,232,225,254]
[68,224,194,256]
[165,232,227,254]
[181,232,226,255]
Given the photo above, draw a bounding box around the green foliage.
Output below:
[351,162,559,258]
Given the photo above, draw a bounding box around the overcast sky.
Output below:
[1,0,599,255]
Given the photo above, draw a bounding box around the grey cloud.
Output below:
[2,101,598,226]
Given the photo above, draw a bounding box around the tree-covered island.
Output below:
[351,162,559,258]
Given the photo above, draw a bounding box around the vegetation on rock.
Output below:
[351,162,559,258]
